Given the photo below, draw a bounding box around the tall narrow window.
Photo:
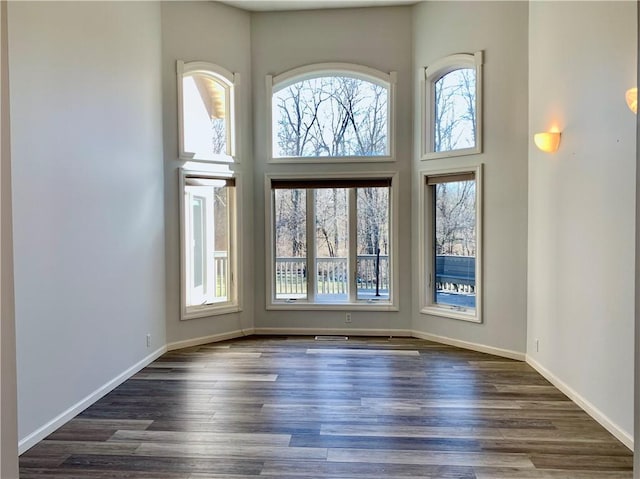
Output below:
[422,166,482,322]
[178,61,237,162]
[182,172,238,319]
[268,176,395,309]
[423,52,483,160]
[268,63,396,163]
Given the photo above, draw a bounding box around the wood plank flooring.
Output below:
[19,336,633,478]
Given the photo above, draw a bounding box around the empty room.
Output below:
[0,0,638,477]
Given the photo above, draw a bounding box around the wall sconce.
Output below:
[625,87,637,113]
[534,131,561,153]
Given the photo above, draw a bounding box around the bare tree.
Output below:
[273,76,388,158]
[211,118,226,155]
[434,68,476,152]
[314,188,347,258]
[275,189,306,258]
[435,181,476,256]
[275,82,324,157]
[357,187,389,255]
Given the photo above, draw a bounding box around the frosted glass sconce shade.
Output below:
[534,132,561,153]
[626,87,637,113]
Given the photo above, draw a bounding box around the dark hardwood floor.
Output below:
[19,336,633,478]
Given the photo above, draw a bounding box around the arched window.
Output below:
[268,63,396,162]
[178,61,237,162]
[423,52,483,160]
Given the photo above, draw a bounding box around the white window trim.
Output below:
[264,171,399,312]
[266,62,397,164]
[177,60,240,163]
[418,164,483,323]
[179,168,242,320]
[421,52,483,161]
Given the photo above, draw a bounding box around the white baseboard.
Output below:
[166,328,253,351]
[411,330,526,361]
[526,355,633,451]
[253,327,413,337]
[18,345,167,455]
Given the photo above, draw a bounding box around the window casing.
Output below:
[422,52,483,160]
[266,173,398,311]
[178,61,238,162]
[420,165,482,323]
[267,63,396,163]
[180,170,240,319]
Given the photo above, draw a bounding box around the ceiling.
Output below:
[219,0,420,12]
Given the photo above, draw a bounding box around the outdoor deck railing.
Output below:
[274,255,390,296]
[213,253,473,298]
[214,251,228,298]
[435,255,475,294]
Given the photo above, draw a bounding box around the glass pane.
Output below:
[192,197,204,289]
[183,73,228,158]
[272,76,388,158]
[274,189,307,300]
[434,180,476,309]
[315,188,348,302]
[434,68,476,152]
[185,183,232,308]
[356,187,390,301]
[212,186,229,302]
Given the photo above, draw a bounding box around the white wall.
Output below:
[8,1,166,448]
[528,1,636,446]
[0,0,18,474]
[412,1,529,356]
[161,1,254,346]
[251,7,414,333]
[636,0,640,468]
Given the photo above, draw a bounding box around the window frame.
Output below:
[419,164,483,323]
[179,168,241,320]
[421,52,483,161]
[265,171,399,311]
[177,60,239,163]
[266,62,397,164]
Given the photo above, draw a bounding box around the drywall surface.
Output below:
[1,0,18,474]
[528,1,636,443]
[251,7,413,332]
[9,2,166,443]
[161,1,254,344]
[636,0,640,467]
[412,1,529,354]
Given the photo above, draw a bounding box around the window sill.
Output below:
[420,305,481,323]
[182,303,241,321]
[421,146,481,161]
[267,301,398,312]
[179,153,236,164]
[269,155,394,165]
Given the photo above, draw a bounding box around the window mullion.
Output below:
[307,189,316,303]
[348,189,357,303]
